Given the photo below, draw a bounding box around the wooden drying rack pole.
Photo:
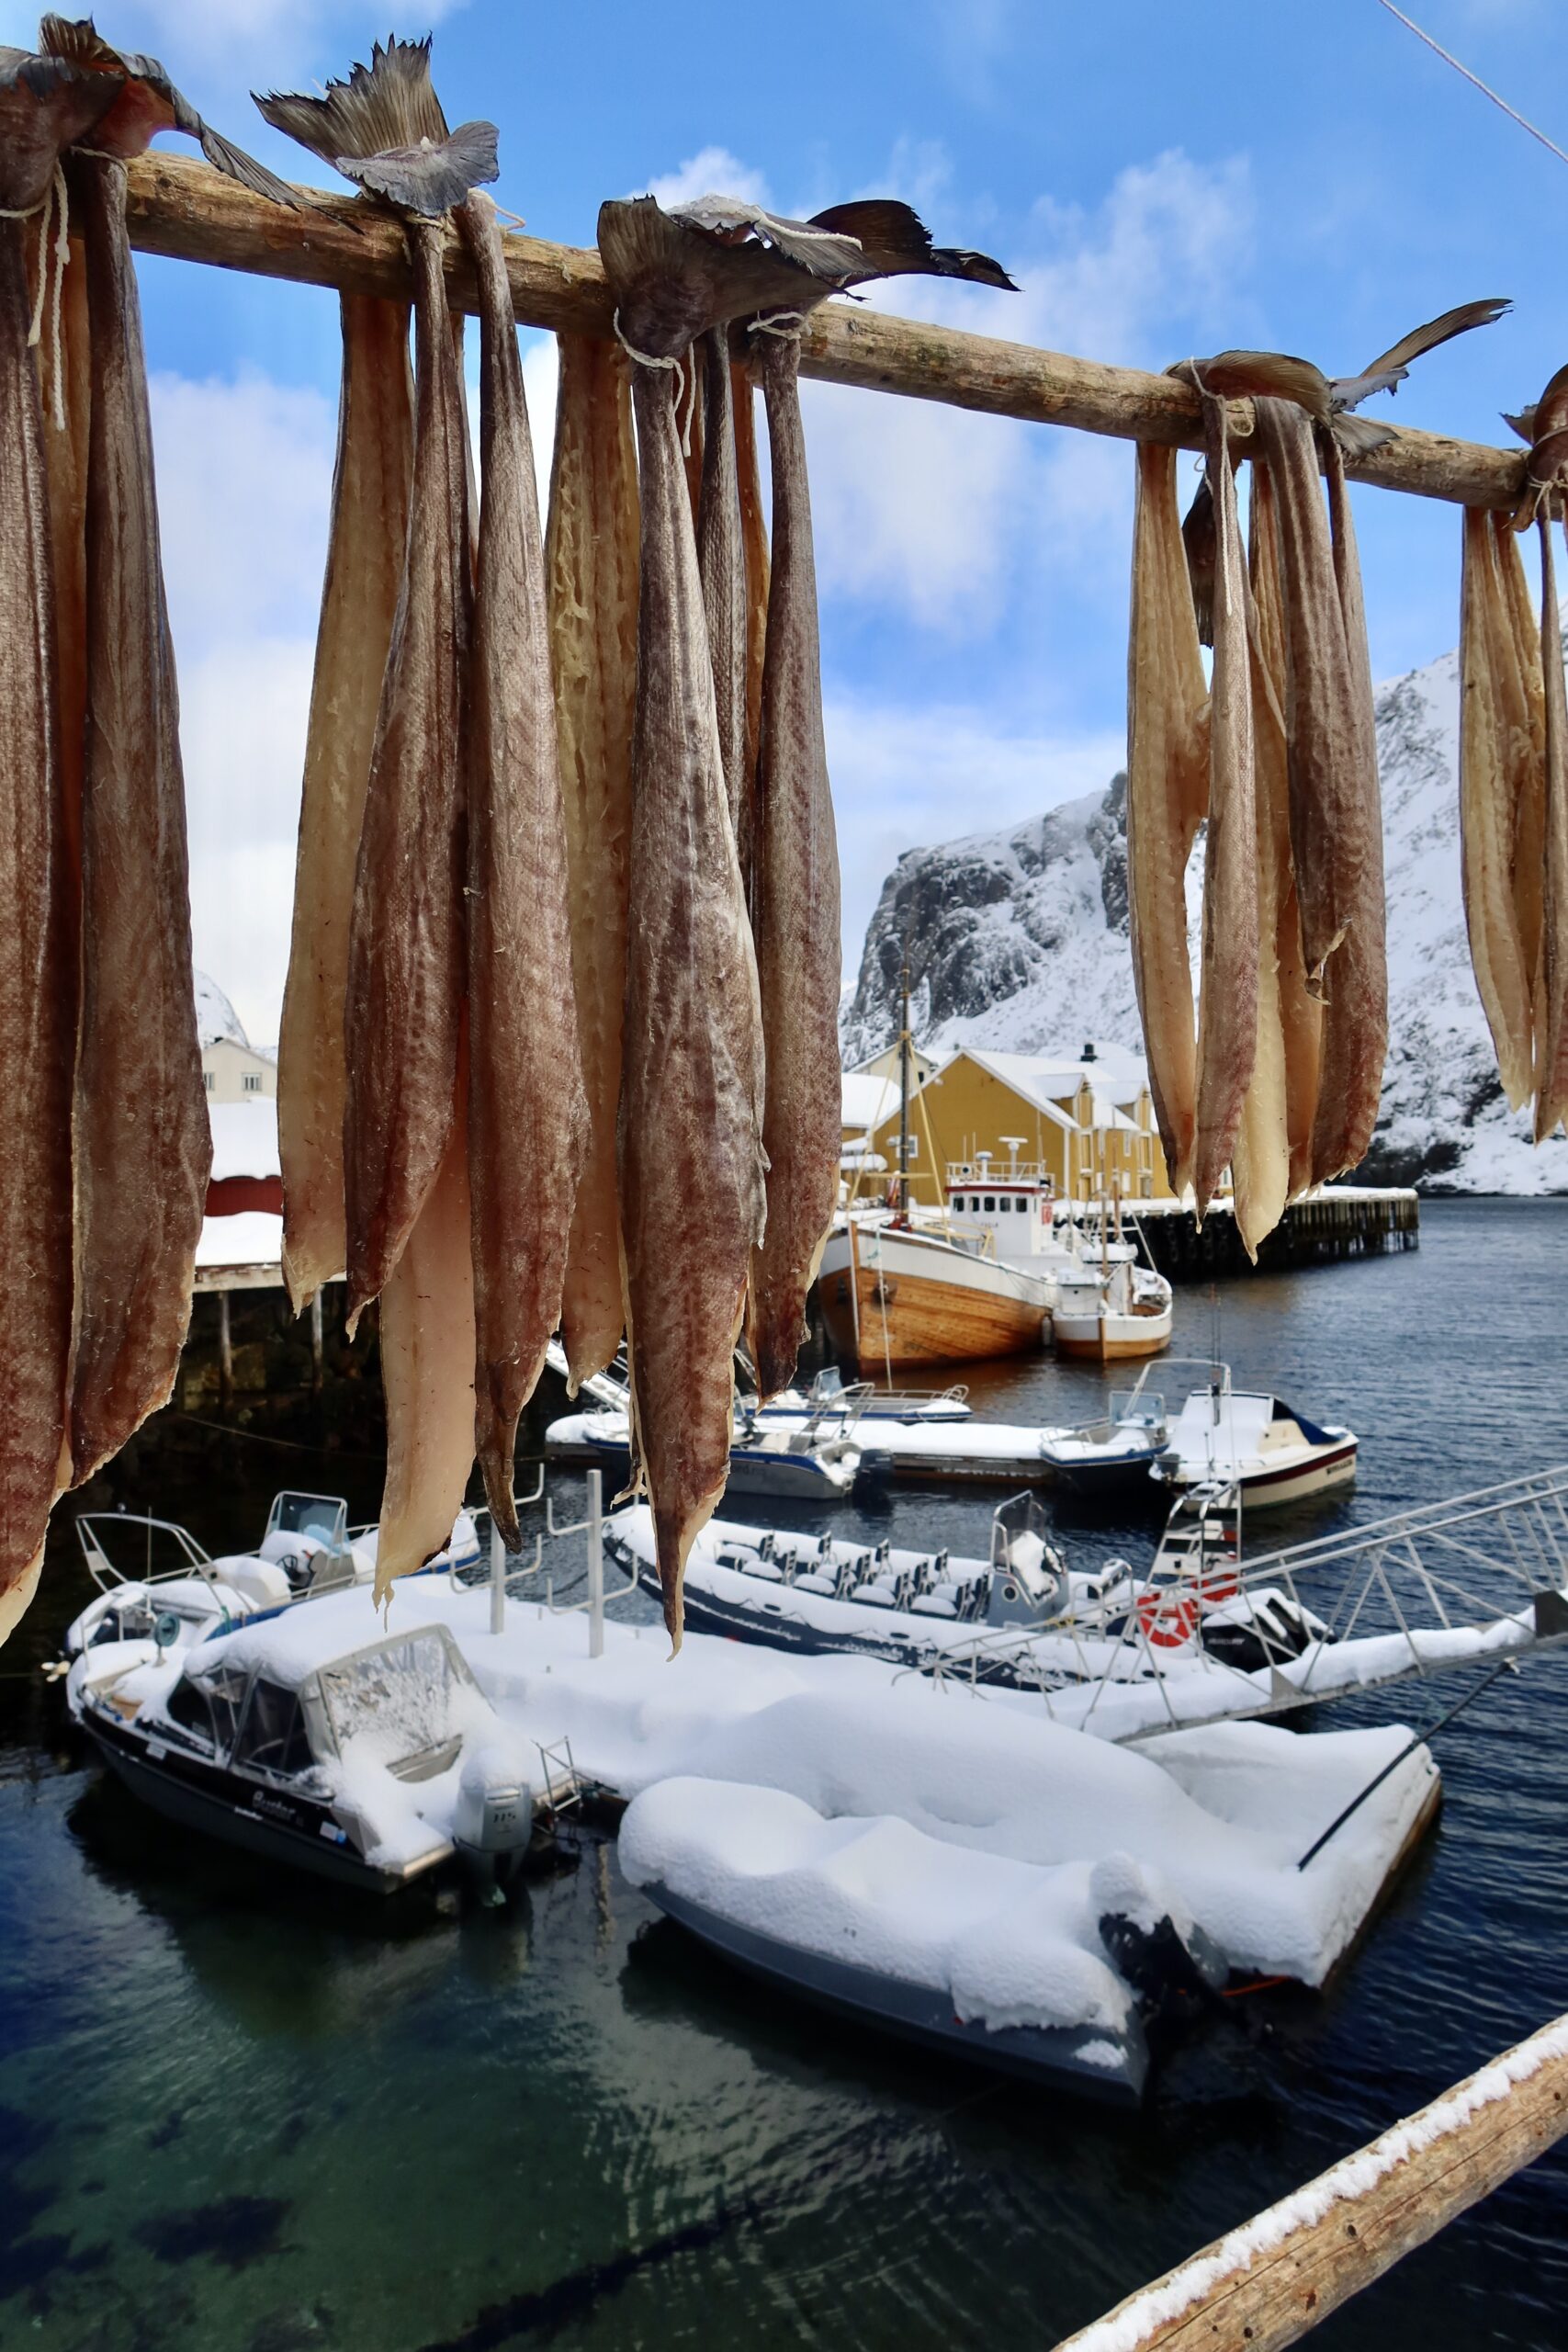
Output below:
[125,152,1528,514]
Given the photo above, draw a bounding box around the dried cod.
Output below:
[546,332,640,1392]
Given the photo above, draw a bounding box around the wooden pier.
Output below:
[1129,1187,1420,1283]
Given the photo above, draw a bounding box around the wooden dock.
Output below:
[1127,1187,1420,1283]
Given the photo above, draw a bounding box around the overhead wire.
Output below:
[1373,0,1568,173]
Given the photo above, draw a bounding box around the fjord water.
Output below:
[2,1199,1565,2351]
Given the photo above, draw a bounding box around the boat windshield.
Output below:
[265,1492,349,1553]
[316,1630,480,1773]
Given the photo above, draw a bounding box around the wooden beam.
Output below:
[123,153,1529,514]
[1055,2012,1568,2352]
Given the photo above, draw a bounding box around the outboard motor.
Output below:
[453,1745,535,1903]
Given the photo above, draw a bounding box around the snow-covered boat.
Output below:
[62,1491,481,1702]
[604,1491,1325,1693]
[1158,1383,1358,1509]
[71,1607,536,1897]
[545,1406,863,1500]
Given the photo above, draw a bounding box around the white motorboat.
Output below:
[1049,1250,1174,1362]
[1158,1382,1358,1509]
[72,1609,536,1897]
[545,1405,863,1500]
[604,1491,1325,1693]
[62,1491,481,1703]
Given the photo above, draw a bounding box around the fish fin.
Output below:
[1329,412,1396,458]
[1504,405,1537,444]
[1179,350,1328,412]
[808,198,1019,290]
[676,194,866,282]
[337,123,498,218]
[1333,297,1509,411]
[192,116,308,208]
[256,36,450,160]
[1181,474,1216,649]
[600,194,835,356]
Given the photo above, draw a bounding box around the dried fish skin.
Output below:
[1459,507,1543,1113]
[1534,517,1568,1139]
[0,209,75,1631]
[343,218,471,1329]
[69,155,210,1487]
[459,195,585,1542]
[277,292,413,1312]
[547,331,639,1393]
[697,324,749,845]
[1190,390,1258,1221]
[747,331,842,1399]
[1249,398,1362,994]
[372,1065,477,1603]
[617,358,766,1647]
[733,356,770,873]
[1246,461,1321,1211]
[1126,440,1209,1200]
[1308,444,1387,1183]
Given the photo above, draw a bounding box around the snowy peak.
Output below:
[842,637,1568,1193]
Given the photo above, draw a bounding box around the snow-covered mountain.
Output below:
[841,640,1568,1193]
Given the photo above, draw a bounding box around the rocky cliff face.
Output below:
[840,639,1568,1193]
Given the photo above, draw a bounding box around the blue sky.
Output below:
[8,0,1568,1035]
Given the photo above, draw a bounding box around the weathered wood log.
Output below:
[123,153,1528,512]
[1055,2011,1568,2352]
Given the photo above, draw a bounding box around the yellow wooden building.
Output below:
[857,1046,1174,1209]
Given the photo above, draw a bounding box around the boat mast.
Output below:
[897,958,912,1222]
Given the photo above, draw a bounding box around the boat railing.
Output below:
[74,1510,215,1595]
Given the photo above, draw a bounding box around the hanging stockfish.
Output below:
[701,197,1017,1398]
[0,47,116,1642]
[257,40,497,1597]
[1505,369,1568,1137]
[546,334,640,1392]
[26,19,305,1497]
[1234,461,1322,1236]
[275,294,413,1311]
[1458,506,1543,1114]
[456,189,585,1544]
[732,356,770,862]
[597,195,880,1643]
[696,325,750,848]
[1167,368,1258,1221]
[1126,442,1209,1201]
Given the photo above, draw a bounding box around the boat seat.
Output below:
[873,1541,892,1567]
[852,1582,896,1608]
[757,1532,777,1563]
[794,1572,835,1596]
[911,1593,956,1618]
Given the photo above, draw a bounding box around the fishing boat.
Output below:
[1049,1249,1173,1361]
[71,1611,536,1897]
[816,1213,1055,1373]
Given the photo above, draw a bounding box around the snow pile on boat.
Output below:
[623,1685,1435,1993]
[621,1780,1158,2042]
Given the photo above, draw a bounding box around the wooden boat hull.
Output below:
[1054,1307,1173,1362]
[818,1227,1050,1372]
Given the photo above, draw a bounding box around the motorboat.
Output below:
[1158,1383,1358,1509]
[751,1365,973,1427]
[62,1491,482,1703]
[71,1608,536,1897]
[1036,1386,1178,1498]
[545,1404,863,1501]
[604,1490,1325,1694]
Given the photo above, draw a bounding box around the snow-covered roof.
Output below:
[209,1099,280,1182]
[195,968,247,1049]
[944,1048,1146,1133]
[841,1071,898,1132]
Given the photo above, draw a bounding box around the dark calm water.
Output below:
[3,1199,1566,2350]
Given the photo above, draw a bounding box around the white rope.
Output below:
[0,167,72,432]
[612,305,699,455]
[750,308,806,342]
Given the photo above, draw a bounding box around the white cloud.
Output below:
[826,696,1125,960]
[798,149,1255,637]
[643,146,772,212]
